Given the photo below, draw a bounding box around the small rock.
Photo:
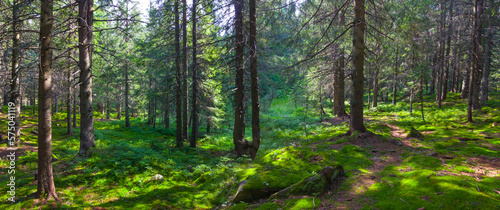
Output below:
[395,141,403,146]
[149,174,164,182]
[57,124,62,126]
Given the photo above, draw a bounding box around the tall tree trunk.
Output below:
[10,0,21,146]
[37,0,59,201]
[335,49,347,117]
[182,0,188,141]
[333,56,339,114]
[481,0,494,103]
[392,47,398,105]
[468,0,483,122]
[442,0,453,101]
[190,0,198,148]
[348,0,367,133]
[472,0,484,110]
[66,46,73,136]
[233,0,247,156]
[436,2,446,108]
[175,0,182,147]
[78,0,95,156]
[249,0,260,159]
[125,3,131,127]
[164,95,170,128]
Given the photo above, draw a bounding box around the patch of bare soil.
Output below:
[321,116,350,125]
[321,132,405,209]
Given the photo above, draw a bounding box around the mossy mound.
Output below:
[285,197,322,210]
[255,202,282,210]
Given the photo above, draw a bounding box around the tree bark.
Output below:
[175,0,183,147]
[372,67,379,108]
[125,2,131,127]
[190,0,198,148]
[10,0,21,147]
[182,0,189,141]
[233,0,247,156]
[348,0,367,133]
[468,0,483,122]
[392,47,398,105]
[66,43,73,136]
[436,1,446,108]
[472,0,484,111]
[78,0,95,156]
[442,0,453,101]
[248,0,260,160]
[37,0,59,201]
[481,0,494,103]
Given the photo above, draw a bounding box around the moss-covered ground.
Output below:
[0,92,499,209]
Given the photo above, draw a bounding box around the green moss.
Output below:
[255,203,282,210]
[229,203,248,210]
[286,197,321,210]
[454,165,475,173]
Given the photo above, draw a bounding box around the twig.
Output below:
[475,181,480,192]
[400,198,410,205]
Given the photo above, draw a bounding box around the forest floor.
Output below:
[0,92,499,209]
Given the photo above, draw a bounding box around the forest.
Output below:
[0,0,499,209]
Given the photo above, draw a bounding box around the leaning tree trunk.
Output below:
[190,0,199,148]
[348,0,367,134]
[37,0,59,202]
[10,0,21,147]
[175,0,183,147]
[233,0,247,157]
[78,0,95,156]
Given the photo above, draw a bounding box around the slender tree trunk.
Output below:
[125,4,131,127]
[442,0,453,101]
[175,0,182,147]
[190,0,198,148]
[233,0,247,156]
[336,49,347,116]
[182,0,188,141]
[392,48,398,105]
[164,95,170,128]
[462,52,471,99]
[472,0,484,110]
[37,0,59,201]
[430,52,436,95]
[436,2,446,108]
[469,0,483,122]
[481,0,494,103]
[348,0,367,133]
[73,90,77,127]
[78,0,95,156]
[66,45,73,136]
[372,68,379,108]
[249,0,261,159]
[10,0,21,146]
[333,56,339,114]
